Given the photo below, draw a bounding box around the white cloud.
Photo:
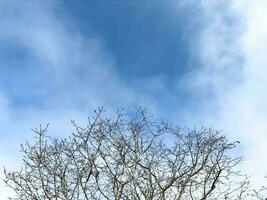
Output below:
[184,0,267,187]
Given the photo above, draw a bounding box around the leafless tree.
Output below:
[3,108,256,199]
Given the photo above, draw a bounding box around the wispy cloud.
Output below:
[183,0,267,186]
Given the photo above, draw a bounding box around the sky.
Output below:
[0,0,267,198]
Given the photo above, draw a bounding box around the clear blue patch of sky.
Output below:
[64,1,202,84]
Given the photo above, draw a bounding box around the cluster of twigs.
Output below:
[3,108,266,200]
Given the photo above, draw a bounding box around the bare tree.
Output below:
[4,108,253,199]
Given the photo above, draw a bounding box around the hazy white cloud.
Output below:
[184,0,267,187]
[219,1,267,185]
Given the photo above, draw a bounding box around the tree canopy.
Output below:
[3,108,265,200]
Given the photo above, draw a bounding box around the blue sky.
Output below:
[1,0,267,198]
[65,1,191,76]
[0,1,201,113]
